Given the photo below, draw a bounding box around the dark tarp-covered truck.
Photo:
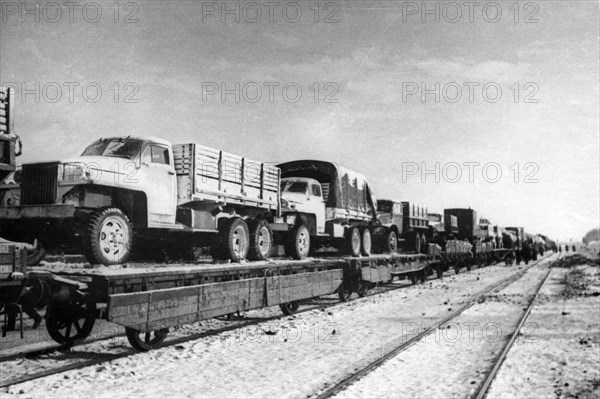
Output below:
[444,208,483,242]
[277,160,378,258]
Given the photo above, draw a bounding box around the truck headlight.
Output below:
[59,163,90,182]
[280,199,296,209]
[13,169,22,184]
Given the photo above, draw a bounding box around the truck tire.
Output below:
[247,219,273,261]
[346,227,361,257]
[210,234,224,260]
[85,208,133,265]
[360,227,372,256]
[383,229,398,253]
[285,224,310,260]
[219,217,249,262]
[414,232,421,254]
[420,234,428,255]
[26,245,46,266]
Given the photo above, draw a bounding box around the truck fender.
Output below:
[296,213,317,236]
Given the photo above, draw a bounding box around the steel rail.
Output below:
[472,255,559,399]
[314,253,557,399]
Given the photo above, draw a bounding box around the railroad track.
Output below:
[0,255,540,389]
[313,252,559,399]
[472,256,557,399]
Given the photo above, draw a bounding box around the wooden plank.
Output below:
[107,292,151,329]
[266,270,341,305]
[310,270,342,296]
[361,266,391,283]
[107,278,264,331]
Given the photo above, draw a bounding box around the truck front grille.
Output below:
[21,162,59,205]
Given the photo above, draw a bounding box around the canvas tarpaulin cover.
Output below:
[278,160,376,217]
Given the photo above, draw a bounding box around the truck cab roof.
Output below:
[97,136,172,147]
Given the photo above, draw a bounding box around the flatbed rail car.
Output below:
[0,244,27,337]
[13,251,472,351]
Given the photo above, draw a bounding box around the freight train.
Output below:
[0,90,556,349]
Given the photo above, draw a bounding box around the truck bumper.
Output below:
[0,204,75,219]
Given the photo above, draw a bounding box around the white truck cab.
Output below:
[280,177,326,235]
[78,136,178,227]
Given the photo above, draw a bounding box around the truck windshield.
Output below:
[82,139,141,159]
[286,181,308,193]
[377,201,392,212]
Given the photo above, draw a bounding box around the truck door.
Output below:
[310,183,326,234]
[140,144,177,226]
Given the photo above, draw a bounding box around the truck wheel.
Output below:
[247,219,273,261]
[86,208,132,265]
[219,217,249,262]
[286,224,310,260]
[26,245,46,266]
[420,234,428,254]
[360,227,372,256]
[384,229,398,253]
[414,232,421,254]
[346,227,361,257]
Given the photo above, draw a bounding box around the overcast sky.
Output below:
[1,0,598,242]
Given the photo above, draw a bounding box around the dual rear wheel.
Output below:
[212,217,273,262]
[344,226,372,257]
[414,232,428,255]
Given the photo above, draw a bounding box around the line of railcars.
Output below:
[0,90,556,350]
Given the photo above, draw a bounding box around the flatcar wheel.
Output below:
[357,282,372,297]
[436,266,443,279]
[419,271,426,283]
[46,301,96,347]
[125,327,169,351]
[279,301,300,315]
[410,274,418,285]
[337,284,353,302]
